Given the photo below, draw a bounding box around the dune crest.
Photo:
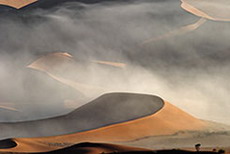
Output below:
[181,0,230,21]
[0,0,37,9]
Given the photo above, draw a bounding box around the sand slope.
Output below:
[0,93,207,152]
[0,0,37,9]
[181,0,230,21]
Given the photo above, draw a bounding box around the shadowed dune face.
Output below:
[181,0,230,21]
[0,0,37,9]
[0,94,208,153]
[0,93,164,140]
[0,139,17,149]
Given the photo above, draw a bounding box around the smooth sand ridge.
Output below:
[27,52,126,94]
[0,0,37,9]
[181,0,230,21]
[0,98,207,152]
[0,93,164,140]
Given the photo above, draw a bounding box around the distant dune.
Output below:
[28,52,126,94]
[0,0,126,11]
[181,0,230,21]
[0,0,37,9]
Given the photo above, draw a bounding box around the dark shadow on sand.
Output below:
[0,139,17,149]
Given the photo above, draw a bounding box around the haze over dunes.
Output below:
[1,0,230,124]
[0,0,230,153]
[0,0,37,9]
[28,52,126,95]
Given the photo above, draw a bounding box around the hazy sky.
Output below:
[0,0,230,124]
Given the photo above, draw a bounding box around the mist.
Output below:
[0,0,230,125]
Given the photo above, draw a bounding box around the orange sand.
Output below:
[0,100,207,153]
[0,0,37,9]
[181,0,230,21]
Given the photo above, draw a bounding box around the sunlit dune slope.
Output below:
[181,0,230,21]
[0,93,208,153]
[28,52,126,94]
[0,0,37,9]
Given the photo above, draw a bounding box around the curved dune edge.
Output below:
[27,52,104,94]
[0,100,207,153]
[0,0,37,9]
[27,52,125,94]
[181,0,230,21]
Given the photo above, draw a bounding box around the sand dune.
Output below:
[0,142,223,154]
[28,52,126,94]
[0,93,164,140]
[181,0,230,21]
[0,0,37,9]
[0,93,208,153]
[32,143,219,154]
